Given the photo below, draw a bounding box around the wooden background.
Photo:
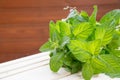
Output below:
[0,0,120,63]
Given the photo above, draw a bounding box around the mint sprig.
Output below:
[40,6,120,80]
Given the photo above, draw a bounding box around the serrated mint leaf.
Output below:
[68,40,88,52]
[91,56,107,74]
[63,53,82,74]
[108,32,120,49]
[95,26,113,45]
[67,9,87,22]
[50,52,64,72]
[40,41,59,52]
[73,22,93,40]
[58,21,71,36]
[86,29,95,41]
[80,10,89,21]
[68,40,91,62]
[67,10,89,28]
[67,17,81,27]
[82,61,93,80]
[99,54,120,77]
[60,36,70,47]
[49,21,60,42]
[88,39,101,55]
[63,54,73,67]
[100,9,120,26]
[107,32,120,57]
[71,61,82,74]
[89,5,97,24]
[39,41,51,52]
[72,49,91,62]
[112,49,120,57]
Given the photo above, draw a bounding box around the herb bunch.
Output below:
[40,6,120,80]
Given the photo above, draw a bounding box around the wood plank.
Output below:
[0,39,48,62]
[0,45,42,62]
[0,24,49,39]
[0,53,33,63]
[0,52,70,79]
[0,52,50,79]
[0,0,119,8]
[0,4,119,24]
[0,60,49,79]
[0,9,68,24]
[66,0,120,6]
[0,56,49,73]
[0,24,49,61]
[0,39,46,54]
[1,53,120,80]
[59,73,82,80]
[0,52,49,67]
[0,0,66,8]
[0,65,70,80]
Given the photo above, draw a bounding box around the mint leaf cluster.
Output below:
[40,6,120,80]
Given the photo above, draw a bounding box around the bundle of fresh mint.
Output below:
[40,6,120,80]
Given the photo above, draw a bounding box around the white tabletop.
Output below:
[0,52,120,80]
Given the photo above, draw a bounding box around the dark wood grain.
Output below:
[0,24,49,39]
[0,39,48,63]
[0,40,43,62]
[0,0,120,63]
[0,0,119,8]
[0,8,69,24]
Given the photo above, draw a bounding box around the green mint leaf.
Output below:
[95,26,113,45]
[66,9,88,27]
[100,9,120,26]
[39,41,51,52]
[88,39,101,55]
[68,40,88,52]
[60,36,70,47]
[82,61,93,80]
[63,60,82,74]
[99,54,120,77]
[71,61,82,74]
[40,41,59,52]
[68,40,91,62]
[91,56,107,74]
[80,10,89,21]
[49,21,60,42]
[107,32,120,57]
[63,53,82,74]
[86,29,95,41]
[108,32,120,49]
[89,5,97,24]
[112,49,120,57]
[71,49,91,62]
[59,21,71,37]
[73,22,93,40]
[63,53,73,67]
[67,17,81,27]
[50,52,64,72]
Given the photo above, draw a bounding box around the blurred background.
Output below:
[0,0,120,63]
